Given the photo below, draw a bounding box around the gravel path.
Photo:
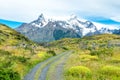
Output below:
[53,52,71,80]
[24,51,72,80]
[46,51,71,80]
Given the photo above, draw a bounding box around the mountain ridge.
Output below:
[16,14,120,42]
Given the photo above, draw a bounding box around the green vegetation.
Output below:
[90,48,113,56]
[65,66,92,78]
[79,54,99,61]
[47,50,56,56]
[1,24,120,80]
[0,24,56,80]
[49,34,120,80]
[0,68,20,80]
[100,65,120,76]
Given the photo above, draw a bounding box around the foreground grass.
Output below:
[64,48,120,80]
[48,34,120,80]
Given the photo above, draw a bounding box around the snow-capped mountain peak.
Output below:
[66,16,98,36]
[30,13,48,28]
[37,13,45,22]
[99,27,112,34]
[16,14,120,42]
[84,21,97,29]
[69,14,77,20]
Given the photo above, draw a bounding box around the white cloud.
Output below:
[93,22,119,30]
[110,16,120,22]
[0,0,120,23]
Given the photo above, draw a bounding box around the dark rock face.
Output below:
[112,29,120,35]
[16,21,80,42]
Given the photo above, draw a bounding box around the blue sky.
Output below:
[0,19,23,28]
[0,0,120,28]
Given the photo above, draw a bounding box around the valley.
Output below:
[0,23,120,80]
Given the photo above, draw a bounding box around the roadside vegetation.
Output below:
[0,24,120,80]
[49,34,120,80]
[0,24,58,80]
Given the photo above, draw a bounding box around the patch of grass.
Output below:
[0,49,11,55]
[63,47,120,80]
[110,58,120,63]
[100,65,120,76]
[65,66,92,78]
[79,54,99,61]
[0,68,20,80]
[90,48,113,56]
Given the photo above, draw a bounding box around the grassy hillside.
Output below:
[0,24,56,80]
[1,24,120,80]
[48,34,120,52]
[48,34,120,80]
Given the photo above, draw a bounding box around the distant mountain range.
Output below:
[15,14,120,42]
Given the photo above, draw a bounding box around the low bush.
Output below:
[61,46,68,50]
[90,48,113,56]
[0,68,20,80]
[11,56,28,63]
[66,66,92,78]
[47,50,56,56]
[0,49,11,55]
[0,61,13,68]
[16,56,28,63]
[80,54,99,61]
[110,58,120,63]
[37,52,46,58]
[100,65,120,76]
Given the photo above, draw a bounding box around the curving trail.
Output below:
[24,51,72,80]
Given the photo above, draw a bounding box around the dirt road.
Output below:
[24,51,72,80]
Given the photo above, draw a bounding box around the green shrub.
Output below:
[0,68,20,80]
[61,46,68,50]
[12,56,28,63]
[100,65,120,76]
[90,48,113,56]
[0,49,11,55]
[0,61,13,68]
[80,55,99,61]
[110,58,120,63]
[66,66,92,78]
[47,50,56,56]
[17,56,28,63]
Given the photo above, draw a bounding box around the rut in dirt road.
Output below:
[24,51,72,80]
[46,51,71,80]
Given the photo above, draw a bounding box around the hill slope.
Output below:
[0,24,55,80]
[48,34,120,49]
[0,24,31,46]
[47,34,120,80]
